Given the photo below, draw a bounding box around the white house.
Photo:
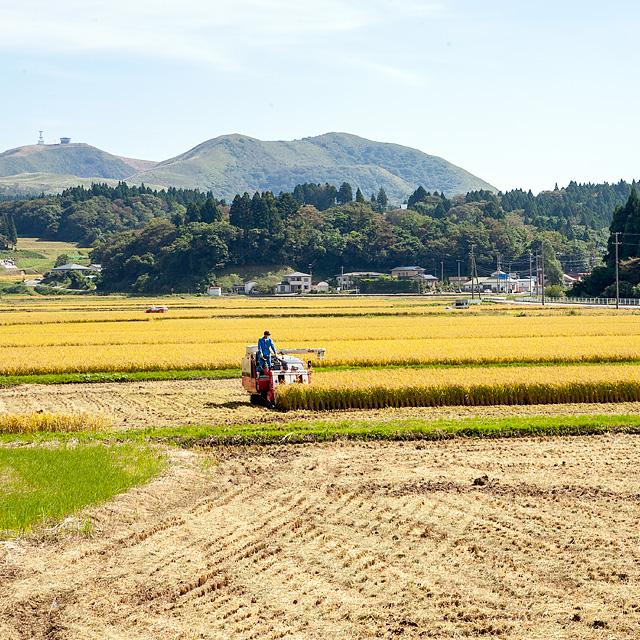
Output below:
[313,281,330,293]
[391,266,426,279]
[245,281,257,294]
[275,272,312,294]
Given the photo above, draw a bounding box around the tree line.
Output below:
[0,179,637,292]
[573,189,640,298]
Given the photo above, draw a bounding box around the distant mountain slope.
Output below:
[0,173,164,197]
[130,133,495,200]
[0,143,156,180]
[0,134,494,200]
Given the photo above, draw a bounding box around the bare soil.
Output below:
[2,379,640,429]
[1,436,639,639]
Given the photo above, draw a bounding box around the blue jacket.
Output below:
[258,336,276,356]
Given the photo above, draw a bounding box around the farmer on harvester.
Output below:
[257,330,278,372]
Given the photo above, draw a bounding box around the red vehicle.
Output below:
[241,346,325,406]
[145,305,169,314]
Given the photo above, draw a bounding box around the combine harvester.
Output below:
[242,346,325,406]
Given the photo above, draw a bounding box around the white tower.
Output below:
[37,131,45,145]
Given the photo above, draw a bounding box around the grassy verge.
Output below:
[159,414,640,446]
[3,414,640,447]
[0,443,164,537]
[0,369,240,387]
[5,360,640,387]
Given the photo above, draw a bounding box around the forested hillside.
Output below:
[0,179,635,292]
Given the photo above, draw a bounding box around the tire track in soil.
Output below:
[1,437,640,639]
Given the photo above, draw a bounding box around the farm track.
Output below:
[3,379,640,428]
[1,437,640,639]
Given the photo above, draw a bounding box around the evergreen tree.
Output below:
[276,192,300,221]
[622,188,640,259]
[407,186,428,209]
[0,213,17,249]
[250,192,269,229]
[376,187,388,211]
[337,182,353,205]
[605,189,639,265]
[185,202,201,223]
[355,188,365,203]
[200,198,221,224]
[229,193,252,229]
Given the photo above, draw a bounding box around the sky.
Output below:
[1,0,639,193]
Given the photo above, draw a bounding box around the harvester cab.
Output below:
[242,346,325,406]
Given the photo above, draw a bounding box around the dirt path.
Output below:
[1,436,639,639]
[3,379,640,429]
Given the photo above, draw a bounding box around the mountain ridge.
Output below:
[0,143,157,180]
[0,133,495,200]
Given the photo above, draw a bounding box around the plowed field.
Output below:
[1,437,639,639]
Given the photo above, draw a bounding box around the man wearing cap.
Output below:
[257,330,277,371]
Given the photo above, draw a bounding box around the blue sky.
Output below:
[1,0,638,192]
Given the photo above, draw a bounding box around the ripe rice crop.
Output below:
[276,364,640,410]
[0,412,112,434]
[2,311,640,375]
[2,296,640,375]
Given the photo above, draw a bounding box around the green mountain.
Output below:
[0,134,494,200]
[0,143,156,182]
[131,132,495,200]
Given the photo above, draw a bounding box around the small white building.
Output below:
[51,263,91,273]
[245,281,257,294]
[207,285,222,296]
[313,281,330,293]
[275,272,312,294]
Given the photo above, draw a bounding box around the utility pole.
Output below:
[540,243,545,306]
[470,244,476,300]
[615,231,621,309]
[495,254,501,295]
[440,260,444,284]
[529,251,533,296]
[456,259,462,292]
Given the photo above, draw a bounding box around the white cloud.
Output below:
[0,0,443,67]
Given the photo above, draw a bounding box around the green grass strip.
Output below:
[0,369,239,387]
[160,414,640,446]
[5,359,640,387]
[0,443,165,537]
[3,414,640,447]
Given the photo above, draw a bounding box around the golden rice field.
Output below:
[277,364,640,410]
[1,297,640,375]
